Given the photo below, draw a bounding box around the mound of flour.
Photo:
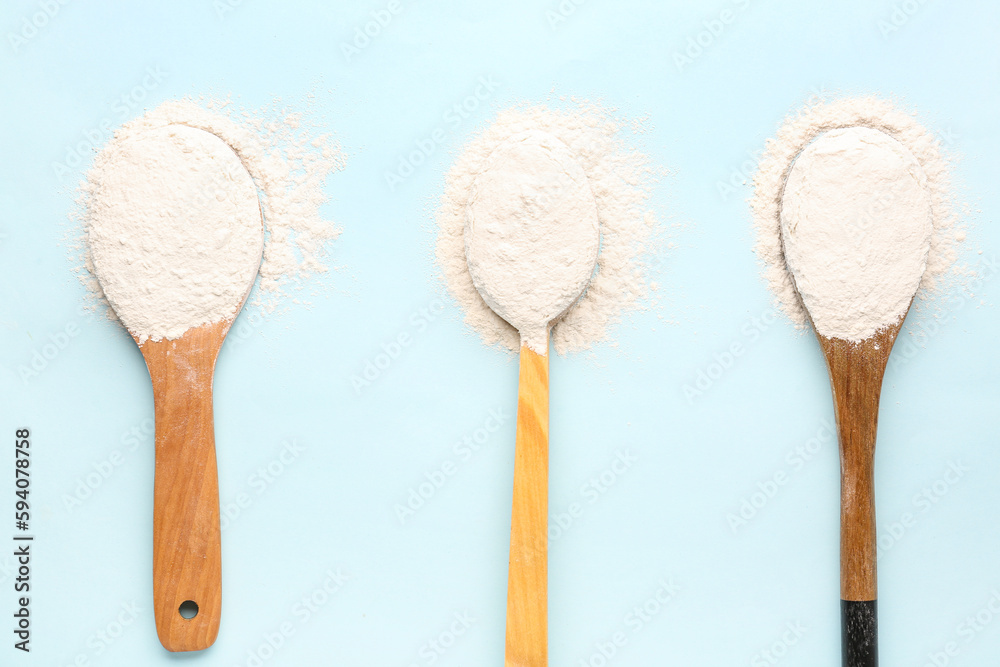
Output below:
[78,98,345,340]
[437,102,663,356]
[465,129,600,355]
[86,124,263,342]
[751,96,963,338]
[780,126,933,341]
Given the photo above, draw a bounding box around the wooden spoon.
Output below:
[139,319,239,651]
[779,126,933,667]
[817,323,904,667]
[465,130,600,666]
[88,124,264,652]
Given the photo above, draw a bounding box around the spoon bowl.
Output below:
[466,129,600,352]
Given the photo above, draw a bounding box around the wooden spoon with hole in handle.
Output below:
[138,319,234,652]
[86,124,264,652]
[463,129,600,666]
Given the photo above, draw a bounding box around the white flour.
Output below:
[87,125,263,343]
[751,96,963,339]
[780,126,932,341]
[437,102,662,356]
[465,129,600,355]
[78,98,345,340]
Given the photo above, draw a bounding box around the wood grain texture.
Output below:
[138,319,230,652]
[505,344,549,667]
[817,320,903,602]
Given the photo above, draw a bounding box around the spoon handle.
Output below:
[820,330,898,667]
[840,417,877,667]
[141,322,225,652]
[505,343,549,667]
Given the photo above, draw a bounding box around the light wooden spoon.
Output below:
[779,126,932,667]
[88,124,263,652]
[465,129,600,666]
[139,319,245,652]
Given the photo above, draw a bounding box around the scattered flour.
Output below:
[751,96,963,339]
[465,129,600,355]
[77,98,345,340]
[780,126,932,341]
[437,101,662,356]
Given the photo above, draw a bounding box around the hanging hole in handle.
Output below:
[178,600,199,620]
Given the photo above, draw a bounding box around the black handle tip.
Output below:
[842,600,878,667]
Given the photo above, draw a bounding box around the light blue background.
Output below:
[1,1,998,665]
